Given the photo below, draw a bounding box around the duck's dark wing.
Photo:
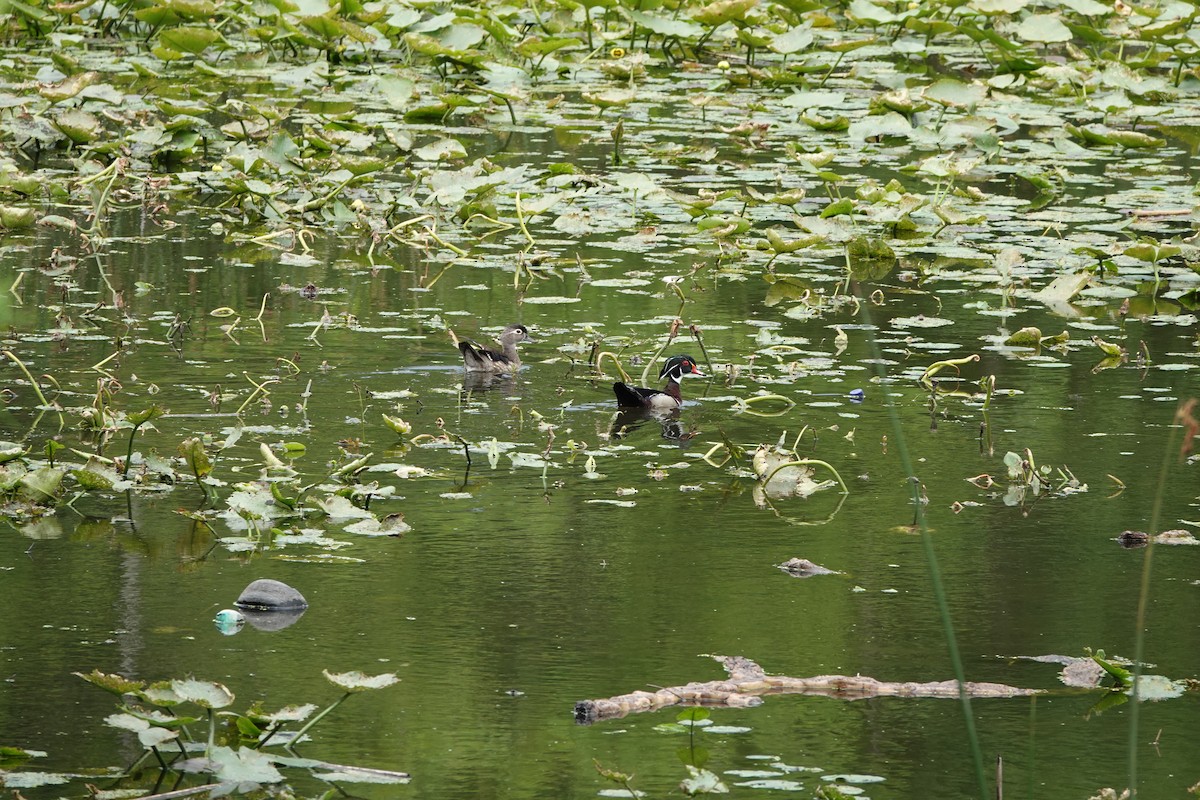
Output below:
[613,381,664,407]
[459,340,514,371]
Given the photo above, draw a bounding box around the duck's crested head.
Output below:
[501,323,530,342]
[660,354,703,382]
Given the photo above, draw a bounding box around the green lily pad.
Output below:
[1005,326,1042,347]
[1014,14,1072,42]
[170,678,235,709]
[51,109,102,144]
[628,9,704,37]
[75,670,145,696]
[692,0,758,27]
[209,746,284,783]
[159,26,219,54]
[413,138,467,161]
[18,467,64,503]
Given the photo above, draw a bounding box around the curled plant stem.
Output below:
[920,353,980,388]
[428,228,467,257]
[516,190,535,250]
[236,373,279,415]
[979,374,996,410]
[92,348,120,378]
[701,442,729,467]
[83,157,126,237]
[791,425,811,451]
[3,349,52,407]
[762,458,848,495]
[594,351,632,383]
[736,394,797,417]
[639,319,682,386]
[387,214,435,234]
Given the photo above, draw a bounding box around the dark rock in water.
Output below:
[234,578,308,610]
[777,558,839,578]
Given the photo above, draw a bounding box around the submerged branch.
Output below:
[574,655,1038,724]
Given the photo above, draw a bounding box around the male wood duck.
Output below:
[612,354,704,409]
[450,323,530,375]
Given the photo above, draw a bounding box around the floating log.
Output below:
[574,655,1039,724]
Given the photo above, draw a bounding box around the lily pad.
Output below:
[323,670,400,692]
[170,679,235,709]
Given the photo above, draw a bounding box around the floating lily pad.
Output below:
[889,316,953,328]
[520,296,582,304]
[733,778,806,790]
[323,670,400,692]
[170,679,235,709]
[0,772,72,788]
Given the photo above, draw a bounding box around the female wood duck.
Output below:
[613,354,704,409]
[451,323,530,375]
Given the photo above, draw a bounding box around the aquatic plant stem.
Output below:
[79,157,125,237]
[1127,407,1182,797]
[638,319,681,386]
[253,293,269,341]
[856,300,988,799]
[761,458,847,494]
[91,348,120,378]
[701,442,729,467]
[206,708,215,758]
[290,692,351,744]
[427,228,466,257]
[920,353,981,389]
[3,349,52,407]
[124,422,145,478]
[514,191,536,248]
[236,373,279,416]
[736,394,797,416]
[593,350,632,383]
[689,324,714,375]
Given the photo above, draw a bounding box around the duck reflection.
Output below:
[609,408,692,444]
[459,372,525,399]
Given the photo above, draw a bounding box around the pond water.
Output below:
[3,16,1200,800]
